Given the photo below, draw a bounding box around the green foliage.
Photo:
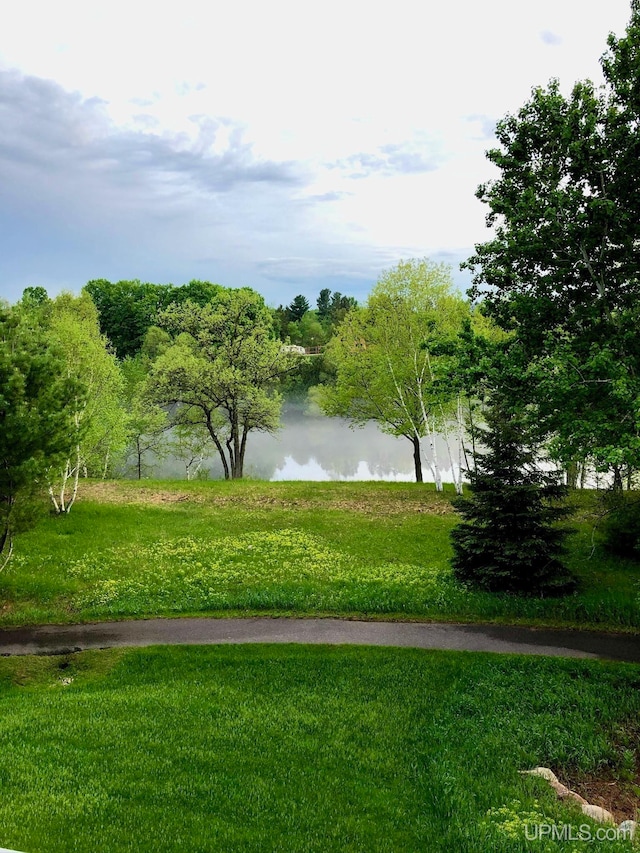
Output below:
[150,288,294,478]
[46,293,128,509]
[316,287,331,322]
[0,646,637,852]
[0,303,79,557]
[285,293,310,322]
[328,291,358,326]
[464,6,640,478]
[451,402,576,595]
[84,279,170,360]
[84,279,224,359]
[20,286,49,307]
[320,259,469,483]
[120,357,170,479]
[139,325,171,361]
[169,420,211,480]
[272,288,358,345]
[166,279,224,307]
[601,493,640,559]
[286,311,327,348]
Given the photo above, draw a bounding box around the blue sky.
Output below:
[0,0,633,307]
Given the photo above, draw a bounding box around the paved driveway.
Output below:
[1,618,639,660]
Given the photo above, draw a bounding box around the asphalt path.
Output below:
[0,617,639,661]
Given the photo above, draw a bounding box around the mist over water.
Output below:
[152,402,462,483]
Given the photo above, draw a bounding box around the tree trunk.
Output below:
[612,464,623,491]
[0,515,11,559]
[66,444,81,513]
[205,415,230,480]
[237,425,249,480]
[440,401,463,495]
[566,461,579,490]
[425,419,443,491]
[48,484,60,514]
[412,435,423,483]
[232,408,241,478]
[454,394,464,494]
[467,394,478,473]
[227,436,238,478]
[580,461,588,489]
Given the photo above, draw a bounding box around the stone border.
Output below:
[521,767,637,838]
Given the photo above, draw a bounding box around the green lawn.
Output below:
[0,645,637,853]
[1,480,639,630]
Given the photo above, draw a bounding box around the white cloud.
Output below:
[0,0,634,304]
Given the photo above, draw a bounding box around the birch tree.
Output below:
[46,293,127,512]
[319,259,469,488]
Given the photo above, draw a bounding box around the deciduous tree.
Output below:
[120,356,170,480]
[319,259,469,486]
[46,293,127,512]
[149,289,294,479]
[464,2,640,484]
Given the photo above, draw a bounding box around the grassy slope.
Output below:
[0,646,638,853]
[1,481,639,630]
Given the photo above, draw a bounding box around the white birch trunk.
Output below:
[48,484,60,514]
[59,458,70,513]
[66,444,81,513]
[0,538,14,572]
[456,393,465,494]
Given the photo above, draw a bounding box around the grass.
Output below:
[0,645,638,853]
[1,480,639,631]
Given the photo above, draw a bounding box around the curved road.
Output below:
[0,617,639,661]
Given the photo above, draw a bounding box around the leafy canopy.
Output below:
[463,3,640,476]
[149,288,294,479]
[0,302,80,556]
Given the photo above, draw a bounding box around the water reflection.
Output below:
[151,404,463,483]
[271,456,416,482]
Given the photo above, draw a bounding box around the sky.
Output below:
[0,0,634,307]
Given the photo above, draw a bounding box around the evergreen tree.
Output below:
[316,288,331,323]
[450,400,576,595]
[0,304,80,564]
[285,294,310,323]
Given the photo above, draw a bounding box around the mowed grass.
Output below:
[0,645,638,853]
[1,480,639,630]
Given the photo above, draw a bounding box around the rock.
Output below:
[618,820,637,840]
[547,780,588,804]
[581,803,615,824]
[520,767,559,784]
[563,789,589,806]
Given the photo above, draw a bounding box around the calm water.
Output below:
[152,404,463,483]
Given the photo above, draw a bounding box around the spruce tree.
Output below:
[450,401,576,595]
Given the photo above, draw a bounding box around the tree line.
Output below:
[4,2,640,595]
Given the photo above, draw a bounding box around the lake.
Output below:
[152,403,464,484]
